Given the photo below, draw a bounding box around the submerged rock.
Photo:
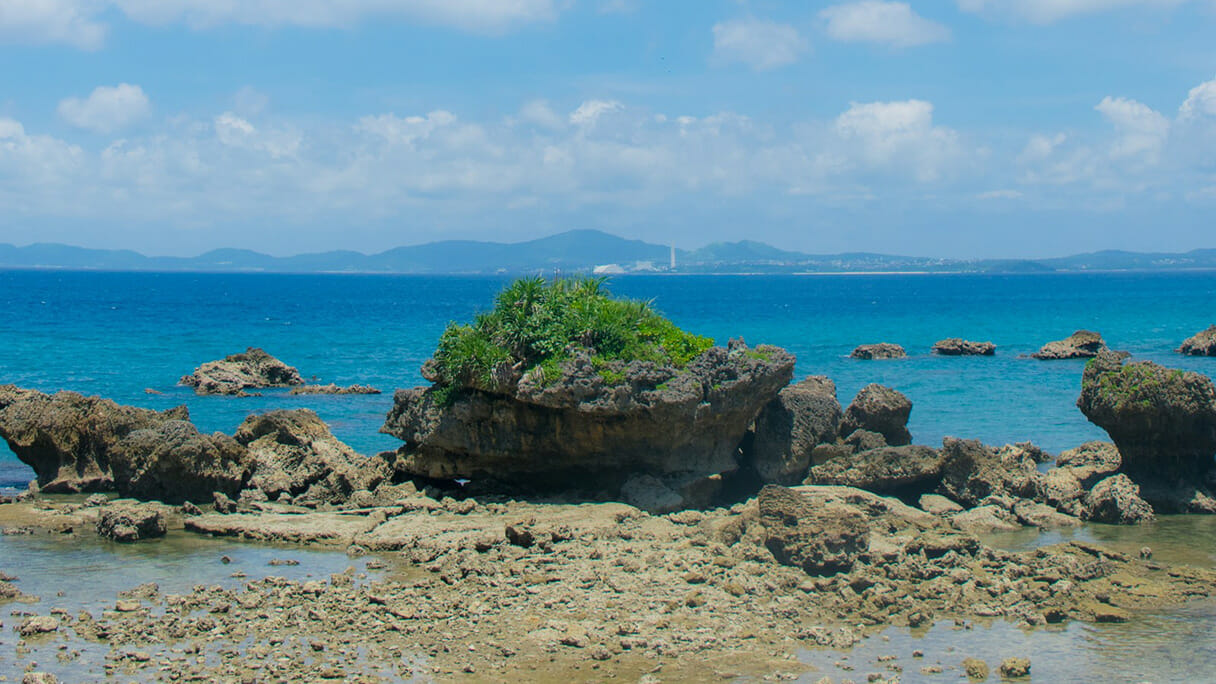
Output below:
[1078,350,1216,511]
[1178,325,1216,356]
[850,343,906,360]
[96,504,167,542]
[109,421,249,503]
[932,338,996,356]
[288,384,381,395]
[840,384,913,447]
[1032,330,1106,360]
[748,376,842,485]
[0,386,188,493]
[180,347,304,396]
[382,342,794,510]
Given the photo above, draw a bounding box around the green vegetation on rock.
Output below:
[431,276,713,393]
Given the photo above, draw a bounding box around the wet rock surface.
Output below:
[0,386,189,493]
[1178,325,1216,356]
[1078,350,1216,511]
[180,347,305,396]
[3,485,1216,682]
[1032,330,1107,360]
[289,384,382,395]
[840,384,913,447]
[932,339,996,356]
[850,343,907,360]
[382,342,795,509]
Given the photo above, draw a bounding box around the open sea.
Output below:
[4,269,1216,489]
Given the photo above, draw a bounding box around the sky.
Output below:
[1,1,1215,258]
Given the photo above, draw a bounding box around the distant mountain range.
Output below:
[2,230,1216,275]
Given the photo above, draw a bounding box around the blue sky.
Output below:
[1,1,1215,258]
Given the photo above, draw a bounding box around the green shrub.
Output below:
[431,276,712,391]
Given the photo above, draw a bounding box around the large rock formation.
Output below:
[109,421,249,503]
[1032,331,1106,360]
[747,376,841,485]
[1078,351,1216,511]
[932,339,996,356]
[1178,325,1216,356]
[237,409,377,506]
[839,384,913,446]
[0,386,188,493]
[382,342,795,510]
[850,343,906,360]
[936,438,1041,507]
[180,347,304,396]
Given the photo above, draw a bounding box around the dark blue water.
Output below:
[3,270,1216,491]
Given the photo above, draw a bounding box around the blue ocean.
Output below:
[3,269,1216,491]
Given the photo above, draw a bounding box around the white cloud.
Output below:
[821,2,950,48]
[711,18,808,71]
[0,0,107,49]
[518,100,564,129]
[57,83,151,133]
[957,0,1190,24]
[1095,96,1170,161]
[0,0,559,48]
[1180,77,1216,119]
[977,189,1024,199]
[834,100,967,181]
[358,110,458,144]
[214,112,301,158]
[569,100,623,127]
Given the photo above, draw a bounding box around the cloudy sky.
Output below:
[2,0,1215,257]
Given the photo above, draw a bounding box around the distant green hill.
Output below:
[1,230,1214,275]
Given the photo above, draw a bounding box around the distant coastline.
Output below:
[3,229,1216,276]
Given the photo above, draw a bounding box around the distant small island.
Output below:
[3,229,1216,276]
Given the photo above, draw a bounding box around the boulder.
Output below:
[1012,499,1082,529]
[180,347,304,396]
[1083,474,1155,524]
[1032,330,1106,360]
[0,386,188,493]
[937,439,1041,507]
[748,376,842,485]
[1078,351,1216,509]
[1055,441,1121,488]
[918,493,964,515]
[850,343,906,360]
[1178,325,1216,356]
[806,445,944,496]
[96,504,167,542]
[382,342,794,508]
[843,429,888,453]
[757,485,870,575]
[236,409,373,507]
[840,384,913,447]
[949,505,1021,534]
[932,339,996,356]
[108,421,250,504]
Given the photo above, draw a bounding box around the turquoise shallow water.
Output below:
[3,269,1216,488]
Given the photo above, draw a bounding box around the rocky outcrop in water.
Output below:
[850,343,906,360]
[0,386,189,493]
[287,384,381,395]
[1178,325,1216,356]
[1083,474,1155,524]
[382,342,795,511]
[108,421,249,504]
[932,339,996,356]
[840,384,913,447]
[1078,350,1216,512]
[180,348,305,396]
[747,376,841,485]
[1032,330,1106,360]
